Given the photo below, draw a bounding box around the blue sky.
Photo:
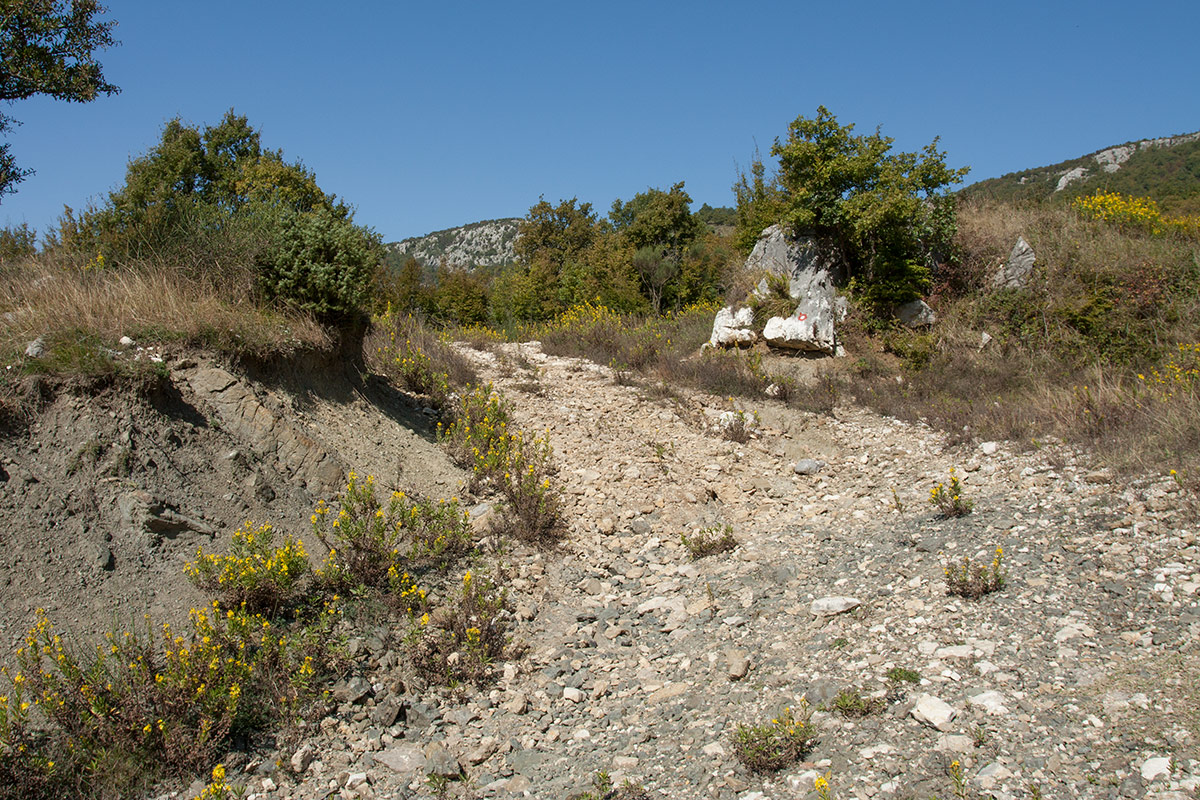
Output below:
[3,0,1197,244]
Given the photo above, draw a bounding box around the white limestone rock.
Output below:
[910,694,958,731]
[709,306,757,348]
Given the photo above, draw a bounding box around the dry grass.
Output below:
[0,257,331,370]
[840,198,1200,474]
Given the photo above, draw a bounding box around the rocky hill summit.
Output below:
[961,131,1200,213]
[387,219,522,270]
[2,341,1198,800]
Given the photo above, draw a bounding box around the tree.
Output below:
[610,182,702,313]
[510,197,602,320]
[0,0,119,198]
[54,111,381,331]
[735,107,968,317]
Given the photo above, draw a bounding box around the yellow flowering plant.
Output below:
[406,569,510,686]
[184,522,311,614]
[944,546,1006,599]
[730,701,817,772]
[930,467,973,517]
[312,472,472,593]
[0,600,338,798]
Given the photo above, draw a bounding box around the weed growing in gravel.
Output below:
[885,667,920,684]
[491,429,564,546]
[312,473,473,592]
[380,332,451,407]
[944,546,1006,599]
[720,405,760,443]
[828,688,884,717]
[185,521,311,615]
[681,524,738,559]
[948,758,971,800]
[815,773,836,800]
[930,468,973,517]
[731,702,817,773]
[193,763,242,800]
[574,770,650,799]
[407,569,510,686]
[438,382,565,545]
[438,382,512,479]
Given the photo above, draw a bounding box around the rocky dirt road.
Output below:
[250,342,1199,800]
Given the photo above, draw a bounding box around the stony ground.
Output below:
[208,342,1200,800]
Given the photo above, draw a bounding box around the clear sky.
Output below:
[2,0,1197,244]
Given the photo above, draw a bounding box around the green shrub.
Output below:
[254,206,382,325]
[491,429,564,546]
[681,525,738,559]
[0,603,335,799]
[407,569,510,686]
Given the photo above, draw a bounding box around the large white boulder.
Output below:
[749,225,845,355]
[708,306,757,348]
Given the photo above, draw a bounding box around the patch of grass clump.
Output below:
[828,688,884,718]
[885,667,920,684]
[731,702,817,773]
[944,546,1006,599]
[572,770,650,800]
[680,525,738,560]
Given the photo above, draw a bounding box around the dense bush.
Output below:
[255,206,382,325]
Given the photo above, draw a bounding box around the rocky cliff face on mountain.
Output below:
[387,219,521,270]
[961,131,1200,214]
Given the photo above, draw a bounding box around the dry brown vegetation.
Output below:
[838,199,1200,475]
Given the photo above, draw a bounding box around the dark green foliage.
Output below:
[0,0,119,198]
[610,181,700,254]
[255,206,382,325]
[734,107,967,320]
[49,112,381,329]
[694,203,737,229]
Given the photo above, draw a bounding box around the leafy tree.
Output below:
[0,0,119,198]
[609,181,700,255]
[510,197,602,320]
[514,196,599,272]
[610,182,703,313]
[732,147,785,254]
[432,267,489,325]
[694,203,737,229]
[735,107,968,318]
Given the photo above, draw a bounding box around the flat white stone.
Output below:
[968,690,1010,715]
[810,596,861,616]
[1142,757,1172,781]
[910,694,957,731]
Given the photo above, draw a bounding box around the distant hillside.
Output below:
[386,218,521,271]
[962,131,1200,215]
